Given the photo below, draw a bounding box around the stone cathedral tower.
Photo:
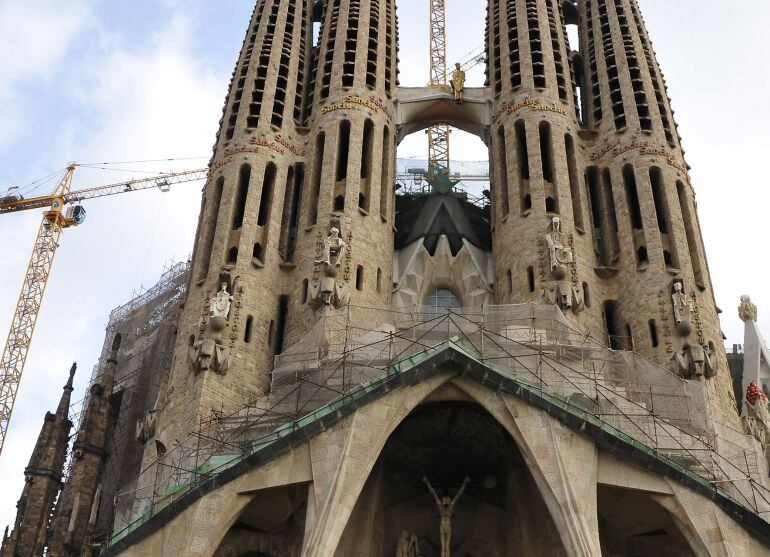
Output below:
[7,0,770,555]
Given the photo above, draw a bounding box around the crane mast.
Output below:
[427,0,450,182]
[0,165,207,455]
[0,165,76,455]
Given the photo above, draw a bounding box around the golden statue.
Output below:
[450,63,465,103]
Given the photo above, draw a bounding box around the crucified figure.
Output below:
[422,476,470,557]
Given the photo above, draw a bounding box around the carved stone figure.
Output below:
[671,279,693,336]
[545,217,573,280]
[309,277,351,310]
[544,283,584,314]
[209,283,233,320]
[671,343,715,381]
[190,338,231,375]
[423,476,470,557]
[450,63,466,103]
[315,227,347,268]
[396,530,420,557]
[135,409,158,444]
[742,381,770,447]
[739,295,758,323]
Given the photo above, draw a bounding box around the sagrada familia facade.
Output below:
[4,0,770,555]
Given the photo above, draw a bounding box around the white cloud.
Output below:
[0,0,91,147]
[0,5,226,530]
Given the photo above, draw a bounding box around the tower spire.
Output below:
[48,338,121,557]
[1,364,76,557]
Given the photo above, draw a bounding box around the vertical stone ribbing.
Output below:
[286,0,397,346]
[490,0,587,328]
[154,0,316,451]
[576,0,738,425]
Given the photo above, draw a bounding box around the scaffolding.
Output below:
[111,303,770,544]
[61,261,190,545]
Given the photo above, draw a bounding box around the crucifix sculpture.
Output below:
[422,476,470,557]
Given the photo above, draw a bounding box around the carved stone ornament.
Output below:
[545,217,573,279]
[189,337,232,376]
[309,277,351,310]
[314,227,347,268]
[210,282,233,320]
[739,295,758,323]
[541,217,583,315]
[135,409,158,444]
[396,530,421,557]
[742,381,770,447]
[671,278,694,337]
[670,343,715,381]
[310,224,352,311]
[543,283,584,314]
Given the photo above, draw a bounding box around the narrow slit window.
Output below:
[676,181,705,285]
[565,134,584,231]
[377,268,383,292]
[515,120,531,211]
[356,265,364,291]
[198,177,224,280]
[274,296,289,355]
[380,126,391,221]
[244,315,254,343]
[507,269,513,293]
[582,282,591,308]
[497,126,510,216]
[336,120,351,182]
[527,266,535,293]
[359,119,374,211]
[539,121,555,184]
[301,279,309,304]
[257,163,277,227]
[309,132,325,225]
[622,165,643,230]
[232,164,251,230]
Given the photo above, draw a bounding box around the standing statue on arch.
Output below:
[422,476,470,557]
[450,63,466,103]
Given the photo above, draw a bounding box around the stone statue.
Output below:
[315,227,347,267]
[543,283,584,314]
[739,295,758,323]
[209,283,233,320]
[545,217,573,279]
[310,225,351,310]
[671,343,715,381]
[422,476,470,557]
[190,337,231,375]
[135,409,158,444]
[450,63,466,103]
[395,530,420,557]
[671,280,693,336]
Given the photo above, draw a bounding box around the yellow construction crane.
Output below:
[427,0,450,182]
[427,3,485,186]
[0,164,207,456]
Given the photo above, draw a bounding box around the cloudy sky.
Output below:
[0,0,768,530]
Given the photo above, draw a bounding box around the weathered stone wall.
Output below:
[285,0,398,346]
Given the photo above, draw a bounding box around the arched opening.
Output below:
[211,484,308,557]
[335,402,567,555]
[425,288,461,310]
[598,485,696,556]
